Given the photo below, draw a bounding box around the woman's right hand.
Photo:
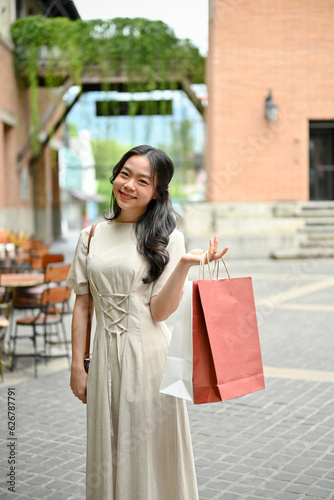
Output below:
[70,365,88,404]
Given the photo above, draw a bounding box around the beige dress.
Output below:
[66,221,198,500]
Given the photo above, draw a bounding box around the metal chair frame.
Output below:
[12,285,71,377]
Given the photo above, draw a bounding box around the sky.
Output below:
[75,0,209,56]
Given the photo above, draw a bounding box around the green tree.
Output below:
[11,16,204,152]
[91,139,133,213]
[67,121,79,137]
[160,119,197,199]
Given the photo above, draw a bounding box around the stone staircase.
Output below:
[272,201,334,258]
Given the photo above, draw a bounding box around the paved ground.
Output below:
[0,236,334,499]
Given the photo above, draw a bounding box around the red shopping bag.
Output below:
[192,275,265,404]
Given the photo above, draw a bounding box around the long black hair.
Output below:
[106,145,179,284]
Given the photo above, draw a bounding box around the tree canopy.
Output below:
[11,16,205,153]
[11,16,205,86]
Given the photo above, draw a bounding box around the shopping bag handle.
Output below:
[199,251,231,280]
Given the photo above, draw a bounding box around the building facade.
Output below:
[59,130,103,233]
[182,0,334,258]
[0,0,79,240]
[205,0,334,203]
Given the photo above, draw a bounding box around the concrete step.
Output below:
[304,217,334,225]
[300,201,334,210]
[301,210,334,217]
[272,201,334,259]
[308,233,334,241]
[300,241,334,249]
[271,247,334,259]
[299,225,334,232]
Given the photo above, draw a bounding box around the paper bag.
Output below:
[192,277,265,404]
[159,281,194,401]
[160,255,265,405]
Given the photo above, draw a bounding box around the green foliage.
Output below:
[96,178,112,214]
[158,119,205,201]
[169,119,195,167]
[160,119,196,180]
[67,121,79,137]
[91,139,133,213]
[11,16,204,82]
[169,179,189,200]
[91,139,133,177]
[10,16,204,152]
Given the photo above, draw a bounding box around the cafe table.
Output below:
[0,273,45,369]
[0,273,45,289]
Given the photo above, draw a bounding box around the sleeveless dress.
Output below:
[66,221,198,500]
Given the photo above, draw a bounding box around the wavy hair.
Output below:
[106,145,179,283]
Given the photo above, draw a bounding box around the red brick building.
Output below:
[206,0,334,203]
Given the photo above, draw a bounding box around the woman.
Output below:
[67,145,228,500]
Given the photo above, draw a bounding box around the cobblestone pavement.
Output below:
[0,253,334,499]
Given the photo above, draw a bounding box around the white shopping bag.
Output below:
[159,281,194,401]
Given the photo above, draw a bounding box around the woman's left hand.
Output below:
[181,235,228,267]
[151,236,228,322]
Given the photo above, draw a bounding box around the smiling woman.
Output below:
[112,155,157,222]
[107,145,178,284]
[66,144,228,499]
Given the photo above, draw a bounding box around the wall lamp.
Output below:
[265,89,278,122]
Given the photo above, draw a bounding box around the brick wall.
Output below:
[206,0,334,202]
[0,39,56,237]
[0,40,21,210]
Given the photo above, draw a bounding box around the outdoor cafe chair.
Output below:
[14,252,33,273]
[40,263,72,315]
[13,241,51,273]
[25,262,73,316]
[21,240,42,252]
[9,262,70,350]
[14,244,51,272]
[34,245,50,257]
[12,285,71,377]
[30,252,64,272]
[12,255,65,309]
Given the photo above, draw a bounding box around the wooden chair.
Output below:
[33,240,45,248]
[34,245,50,257]
[41,263,72,315]
[42,253,64,268]
[10,263,71,354]
[14,240,48,273]
[20,241,36,253]
[13,255,65,308]
[44,263,70,283]
[30,255,43,272]
[30,253,64,272]
[12,285,71,377]
[14,252,33,272]
[11,262,70,322]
